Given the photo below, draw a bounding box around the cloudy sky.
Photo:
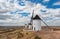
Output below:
[0,0,60,26]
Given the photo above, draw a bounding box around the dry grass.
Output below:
[0,28,60,39]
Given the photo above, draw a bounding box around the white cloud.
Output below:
[47,19,60,26]
[0,0,60,26]
[43,0,50,2]
[0,0,31,26]
[0,0,7,2]
[53,2,60,5]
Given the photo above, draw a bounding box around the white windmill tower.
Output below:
[32,14,41,31]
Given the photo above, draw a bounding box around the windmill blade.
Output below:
[40,17,51,29]
[31,10,34,19]
[30,10,34,23]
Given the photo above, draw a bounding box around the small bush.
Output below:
[17,32,24,38]
[35,36,41,39]
[26,33,28,35]
[0,35,3,38]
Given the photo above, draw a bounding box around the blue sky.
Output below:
[26,0,60,9]
[0,0,60,26]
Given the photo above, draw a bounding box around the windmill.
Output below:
[25,10,51,31]
[31,10,51,31]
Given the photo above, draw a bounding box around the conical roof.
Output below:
[33,15,41,20]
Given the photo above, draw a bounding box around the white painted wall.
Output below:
[33,20,41,31]
[29,25,32,29]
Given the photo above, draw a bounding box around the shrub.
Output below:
[26,33,28,35]
[17,32,24,38]
[35,36,41,39]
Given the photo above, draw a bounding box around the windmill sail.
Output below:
[30,10,34,24]
[40,17,51,29]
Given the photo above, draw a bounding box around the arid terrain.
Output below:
[0,27,60,39]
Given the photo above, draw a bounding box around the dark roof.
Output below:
[28,23,32,25]
[33,15,41,20]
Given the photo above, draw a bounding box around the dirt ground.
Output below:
[34,31,60,39]
[0,28,60,39]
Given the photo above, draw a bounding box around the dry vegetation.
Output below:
[0,27,60,39]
